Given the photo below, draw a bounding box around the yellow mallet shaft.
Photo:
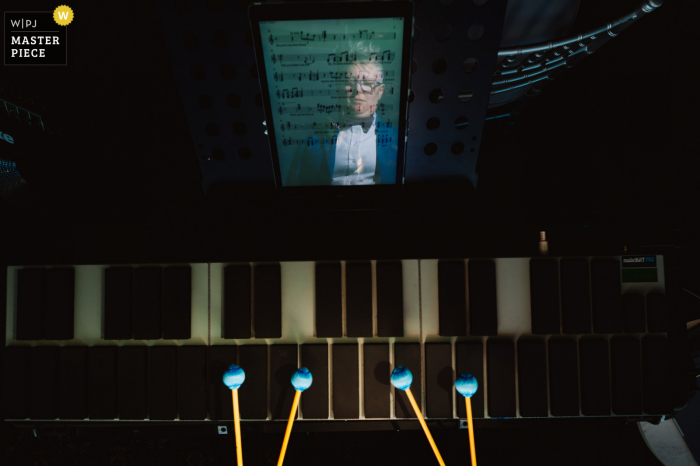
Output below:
[232,389,243,466]
[277,390,302,466]
[465,396,477,466]
[405,388,446,466]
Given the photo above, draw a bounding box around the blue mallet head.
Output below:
[291,367,313,392]
[223,364,245,390]
[390,366,413,391]
[456,372,478,397]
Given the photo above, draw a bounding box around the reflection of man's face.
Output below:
[344,64,385,118]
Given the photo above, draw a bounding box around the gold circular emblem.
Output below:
[54,5,74,26]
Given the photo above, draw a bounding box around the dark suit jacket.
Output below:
[285,113,399,186]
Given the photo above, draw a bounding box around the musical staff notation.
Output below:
[273,70,395,82]
[269,30,397,45]
[280,133,393,147]
[276,88,394,99]
[278,104,315,115]
[279,117,393,132]
[271,51,395,65]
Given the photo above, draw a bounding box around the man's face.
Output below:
[344,64,385,118]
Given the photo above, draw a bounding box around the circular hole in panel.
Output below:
[199,143,204,148]
[190,65,205,81]
[473,0,488,5]
[454,116,469,129]
[205,123,219,136]
[408,89,415,103]
[468,24,484,41]
[221,427,227,433]
[220,63,235,80]
[470,148,475,152]
[411,59,418,74]
[239,147,252,160]
[232,122,247,135]
[472,136,477,141]
[428,89,444,103]
[424,143,438,156]
[244,30,253,47]
[451,142,464,154]
[197,95,212,109]
[173,0,190,15]
[226,94,241,109]
[206,0,223,13]
[213,30,230,48]
[255,93,263,107]
[250,63,258,79]
[432,58,448,74]
[434,23,452,42]
[462,58,478,73]
[459,89,474,103]
[182,31,198,49]
[426,118,441,131]
[414,26,419,41]
[211,148,225,160]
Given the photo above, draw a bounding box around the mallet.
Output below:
[391,366,446,466]
[456,372,478,466]
[223,364,246,466]
[277,367,313,466]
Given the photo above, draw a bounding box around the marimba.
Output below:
[1,256,680,426]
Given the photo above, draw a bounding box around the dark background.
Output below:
[0,0,696,464]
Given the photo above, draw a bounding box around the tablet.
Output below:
[248,1,414,192]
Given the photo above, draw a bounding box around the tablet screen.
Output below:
[258,17,405,187]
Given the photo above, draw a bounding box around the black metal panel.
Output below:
[44,267,75,340]
[590,258,623,334]
[646,293,669,333]
[517,337,548,418]
[548,337,579,416]
[376,261,403,337]
[529,259,560,335]
[333,344,359,419]
[270,345,297,421]
[394,343,420,419]
[254,264,282,338]
[2,346,31,419]
[578,337,610,416]
[300,344,329,420]
[456,340,484,419]
[425,343,453,418]
[363,344,390,419]
[178,346,208,420]
[468,260,498,336]
[610,336,643,415]
[163,266,192,340]
[438,260,467,336]
[238,345,267,419]
[88,346,118,420]
[149,346,178,421]
[560,259,592,334]
[30,346,59,419]
[16,268,45,340]
[346,262,372,338]
[622,293,646,334]
[208,345,239,421]
[104,267,133,340]
[641,336,673,414]
[224,265,251,339]
[133,267,163,340]
[315,262,342,338]
[118,346,148,420]
[59,346,88,420]
[487,338,515,418]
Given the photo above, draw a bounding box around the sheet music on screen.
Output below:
[259,18,404,186]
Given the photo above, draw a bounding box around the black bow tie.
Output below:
[342,115,374,132]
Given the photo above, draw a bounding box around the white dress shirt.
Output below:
[331,113,377,186]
